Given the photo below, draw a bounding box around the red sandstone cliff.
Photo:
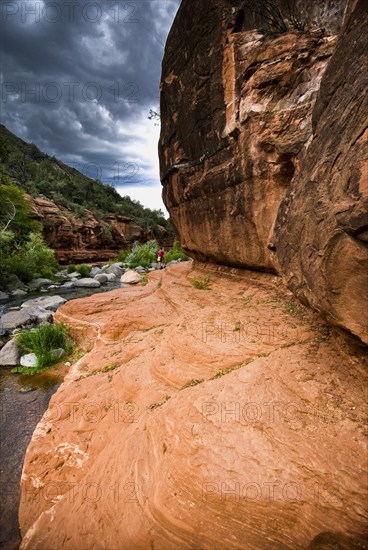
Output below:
[159,0,367,343]
[29,196,146,263]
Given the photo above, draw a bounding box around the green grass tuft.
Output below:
[190,274,212,290]
[14,322,73,371]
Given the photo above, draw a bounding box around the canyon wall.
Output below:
[30,196,170,263]
[159,0,367,343]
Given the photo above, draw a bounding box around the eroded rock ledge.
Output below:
[19,263,367,549]
[159,0,368,343]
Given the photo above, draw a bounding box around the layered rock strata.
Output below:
[159,0,368,343]
[19,263,368,549]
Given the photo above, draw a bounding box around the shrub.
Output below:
[190,274,212,290]
[165,240,190,263]
[126,240,158,268]
[24,232,59,278]
[76,264,91,277]
[13,322,73,371]
[67,264,76,273]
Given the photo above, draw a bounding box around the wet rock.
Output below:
[0,339,21,366]
[67,272,81,279]
[104,263,123,277]
[21,296,67,312]
[24,306,53,324]
[94,274,108,285]
[0,309,36,331]
[74,278,101,288]
[28,278,53,289]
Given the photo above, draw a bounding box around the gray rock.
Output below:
[74,278,101,288]
[24,306,53,324]
[11,289,28,297]
[28,278,53,289]
[104,263,123,277]
[21,295,67,311]
[94,274,108,284]
[67,272,81,279]
[150,263,160,270]
[0,309,36,331]
[58,282,76,292]
[55,271,67,278]
[48,284,61,290]
[52,348,66,360]
[166,260,179,266]
[0,339,21,366]
[7,274,28,291]
[135,266,146,273]
[120,270,142,284]
[105,273,116,282]
[20,353,38,367]
[90,267,102,277]
[0,291,9,301]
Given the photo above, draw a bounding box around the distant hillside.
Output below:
[0,124,172,236]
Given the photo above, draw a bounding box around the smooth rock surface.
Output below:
[21,296,67,311]
[20,353,37,368]
[104,273,116,282]
[0,291,10,301]
[74,278,101,288]
[0,339,21,366]
[19,263,367,549]
[23,306,53,324]
[0,309,36,331]
[11,289,27,297]
[94,274,108,284]
[120,270,142,284]
[28,278,53,289]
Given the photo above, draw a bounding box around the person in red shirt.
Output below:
[158,247,165,269]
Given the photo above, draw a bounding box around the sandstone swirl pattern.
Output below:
[19,264,367,549]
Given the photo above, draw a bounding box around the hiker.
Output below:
[158,247,165,269]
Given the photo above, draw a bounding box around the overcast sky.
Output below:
[0,0,181,213]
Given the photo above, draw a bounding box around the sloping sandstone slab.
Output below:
[19,263,367,549]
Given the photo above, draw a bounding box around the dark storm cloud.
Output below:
[0,0,180,201]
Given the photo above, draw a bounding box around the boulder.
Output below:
[58,282,75,291]
[0,309,36,331]
[90,267,102,277]
[23,306,53,324]
[104,273,116,282]
[20,353,37,368]
[120,270,142,284]
[0,291,9,301]
[94,274,108,284]
[52,348,66,361]
[67,272,81,279]
[11,289,28,297]
[74,278,101,288]
[28,278,53,289]
[275,0,368,343]
[104,263,123,277]
[0,339,21,366]
[21,296,67,312]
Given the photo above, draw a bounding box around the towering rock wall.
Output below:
[159,0,368,343]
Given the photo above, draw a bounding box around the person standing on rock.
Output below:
[158,247,165,269]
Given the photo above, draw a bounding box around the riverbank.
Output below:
[18,262,368,549]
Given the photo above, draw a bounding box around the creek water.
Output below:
[0,281,124,550]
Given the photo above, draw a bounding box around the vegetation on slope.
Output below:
[0,124,172,234]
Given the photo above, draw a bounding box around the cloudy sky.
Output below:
[0,0,181,213]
